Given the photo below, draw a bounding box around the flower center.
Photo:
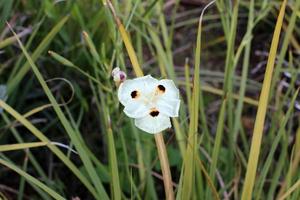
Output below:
[130,84,166,108]
[144,84,166,106]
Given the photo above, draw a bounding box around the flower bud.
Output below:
[112,67,127,83]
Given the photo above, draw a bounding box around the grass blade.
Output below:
[7,15,69,94]
[0,28,31,49]
[241,0,287,199]
[277,125,300,197]
[181,1,215,199]
[106,1,143,77]
[278,179,300,200]
[0,158,65,200]
[270,0,300,99]
[6,24,109,200]
[255,89,299,199]
[0,142,48,152]
[206,98,226,198]
[0,100,98,198]
[232,0,254,141]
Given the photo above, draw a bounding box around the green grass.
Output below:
[1,0,300,199]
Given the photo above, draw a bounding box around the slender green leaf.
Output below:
[0,158,65,200]
[7,25,109,199]
[241,1,287,198]
[0,142,48,152]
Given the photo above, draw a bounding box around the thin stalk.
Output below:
[277,126,300,198]
[106,1,174,199]
[278,179,300,200]
[222,0,239,178]
[18,151,29,200]
[269,0,300,100]
[181,2,216,199]
[232,0,254,141]
[206,98,227,198]
[154,133,175,200]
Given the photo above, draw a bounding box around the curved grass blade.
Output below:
[181,1,215,199]
[232,0,254,141]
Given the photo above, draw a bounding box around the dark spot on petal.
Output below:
[131,90,138,98]
[150,110,160,117]
[158,85,165,92]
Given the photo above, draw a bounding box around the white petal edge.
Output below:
[156,98,180,117]
[134,114,171,134]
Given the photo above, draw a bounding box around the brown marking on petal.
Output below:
[156,84,166,95]
[131,90,139,99]
[149,108,160,117]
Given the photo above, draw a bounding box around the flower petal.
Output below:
[156,98,180,117]
[118,75,158,106]
[123,101,149,118]
[156,79,180,100]
[134,113,171,134]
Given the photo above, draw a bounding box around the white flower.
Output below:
[118,75,180,134]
